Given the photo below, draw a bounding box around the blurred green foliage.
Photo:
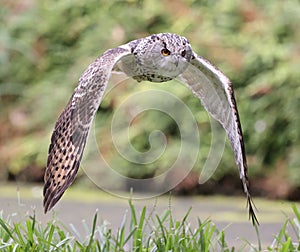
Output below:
[0,0,299,191]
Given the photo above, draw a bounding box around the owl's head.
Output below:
[130,33,193,82]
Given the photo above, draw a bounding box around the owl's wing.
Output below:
[44,46,132,213]
[177,52,258,225]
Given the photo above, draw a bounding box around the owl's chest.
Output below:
[116,55,174,83]
[132,74,173,83]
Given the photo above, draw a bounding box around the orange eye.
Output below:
[161,48,171,56]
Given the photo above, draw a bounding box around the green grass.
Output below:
[0,202,299,251]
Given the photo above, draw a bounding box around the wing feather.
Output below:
[178,52,258,225]
[43,46,132,213]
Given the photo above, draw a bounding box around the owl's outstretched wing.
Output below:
[44,46,132,213]
[177,52,258,225]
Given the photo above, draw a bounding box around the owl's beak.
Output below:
[173,56,179,67]
[175,60,179,67]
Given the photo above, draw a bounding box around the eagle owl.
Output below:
[43,33,258,225]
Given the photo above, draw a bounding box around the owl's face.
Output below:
[132,33,193,82]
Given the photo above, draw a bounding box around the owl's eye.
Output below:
[181,50,186,57]
[161,48,171,56]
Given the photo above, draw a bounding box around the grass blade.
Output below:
[86,211,98,251]
[0,217,16,243]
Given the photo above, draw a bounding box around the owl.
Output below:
[43,33,258,225]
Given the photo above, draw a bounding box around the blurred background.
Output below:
[0,0,299,201]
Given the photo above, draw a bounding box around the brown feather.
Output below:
[43,46,131,213]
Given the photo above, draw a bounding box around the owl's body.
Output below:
[44,33,258,225]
